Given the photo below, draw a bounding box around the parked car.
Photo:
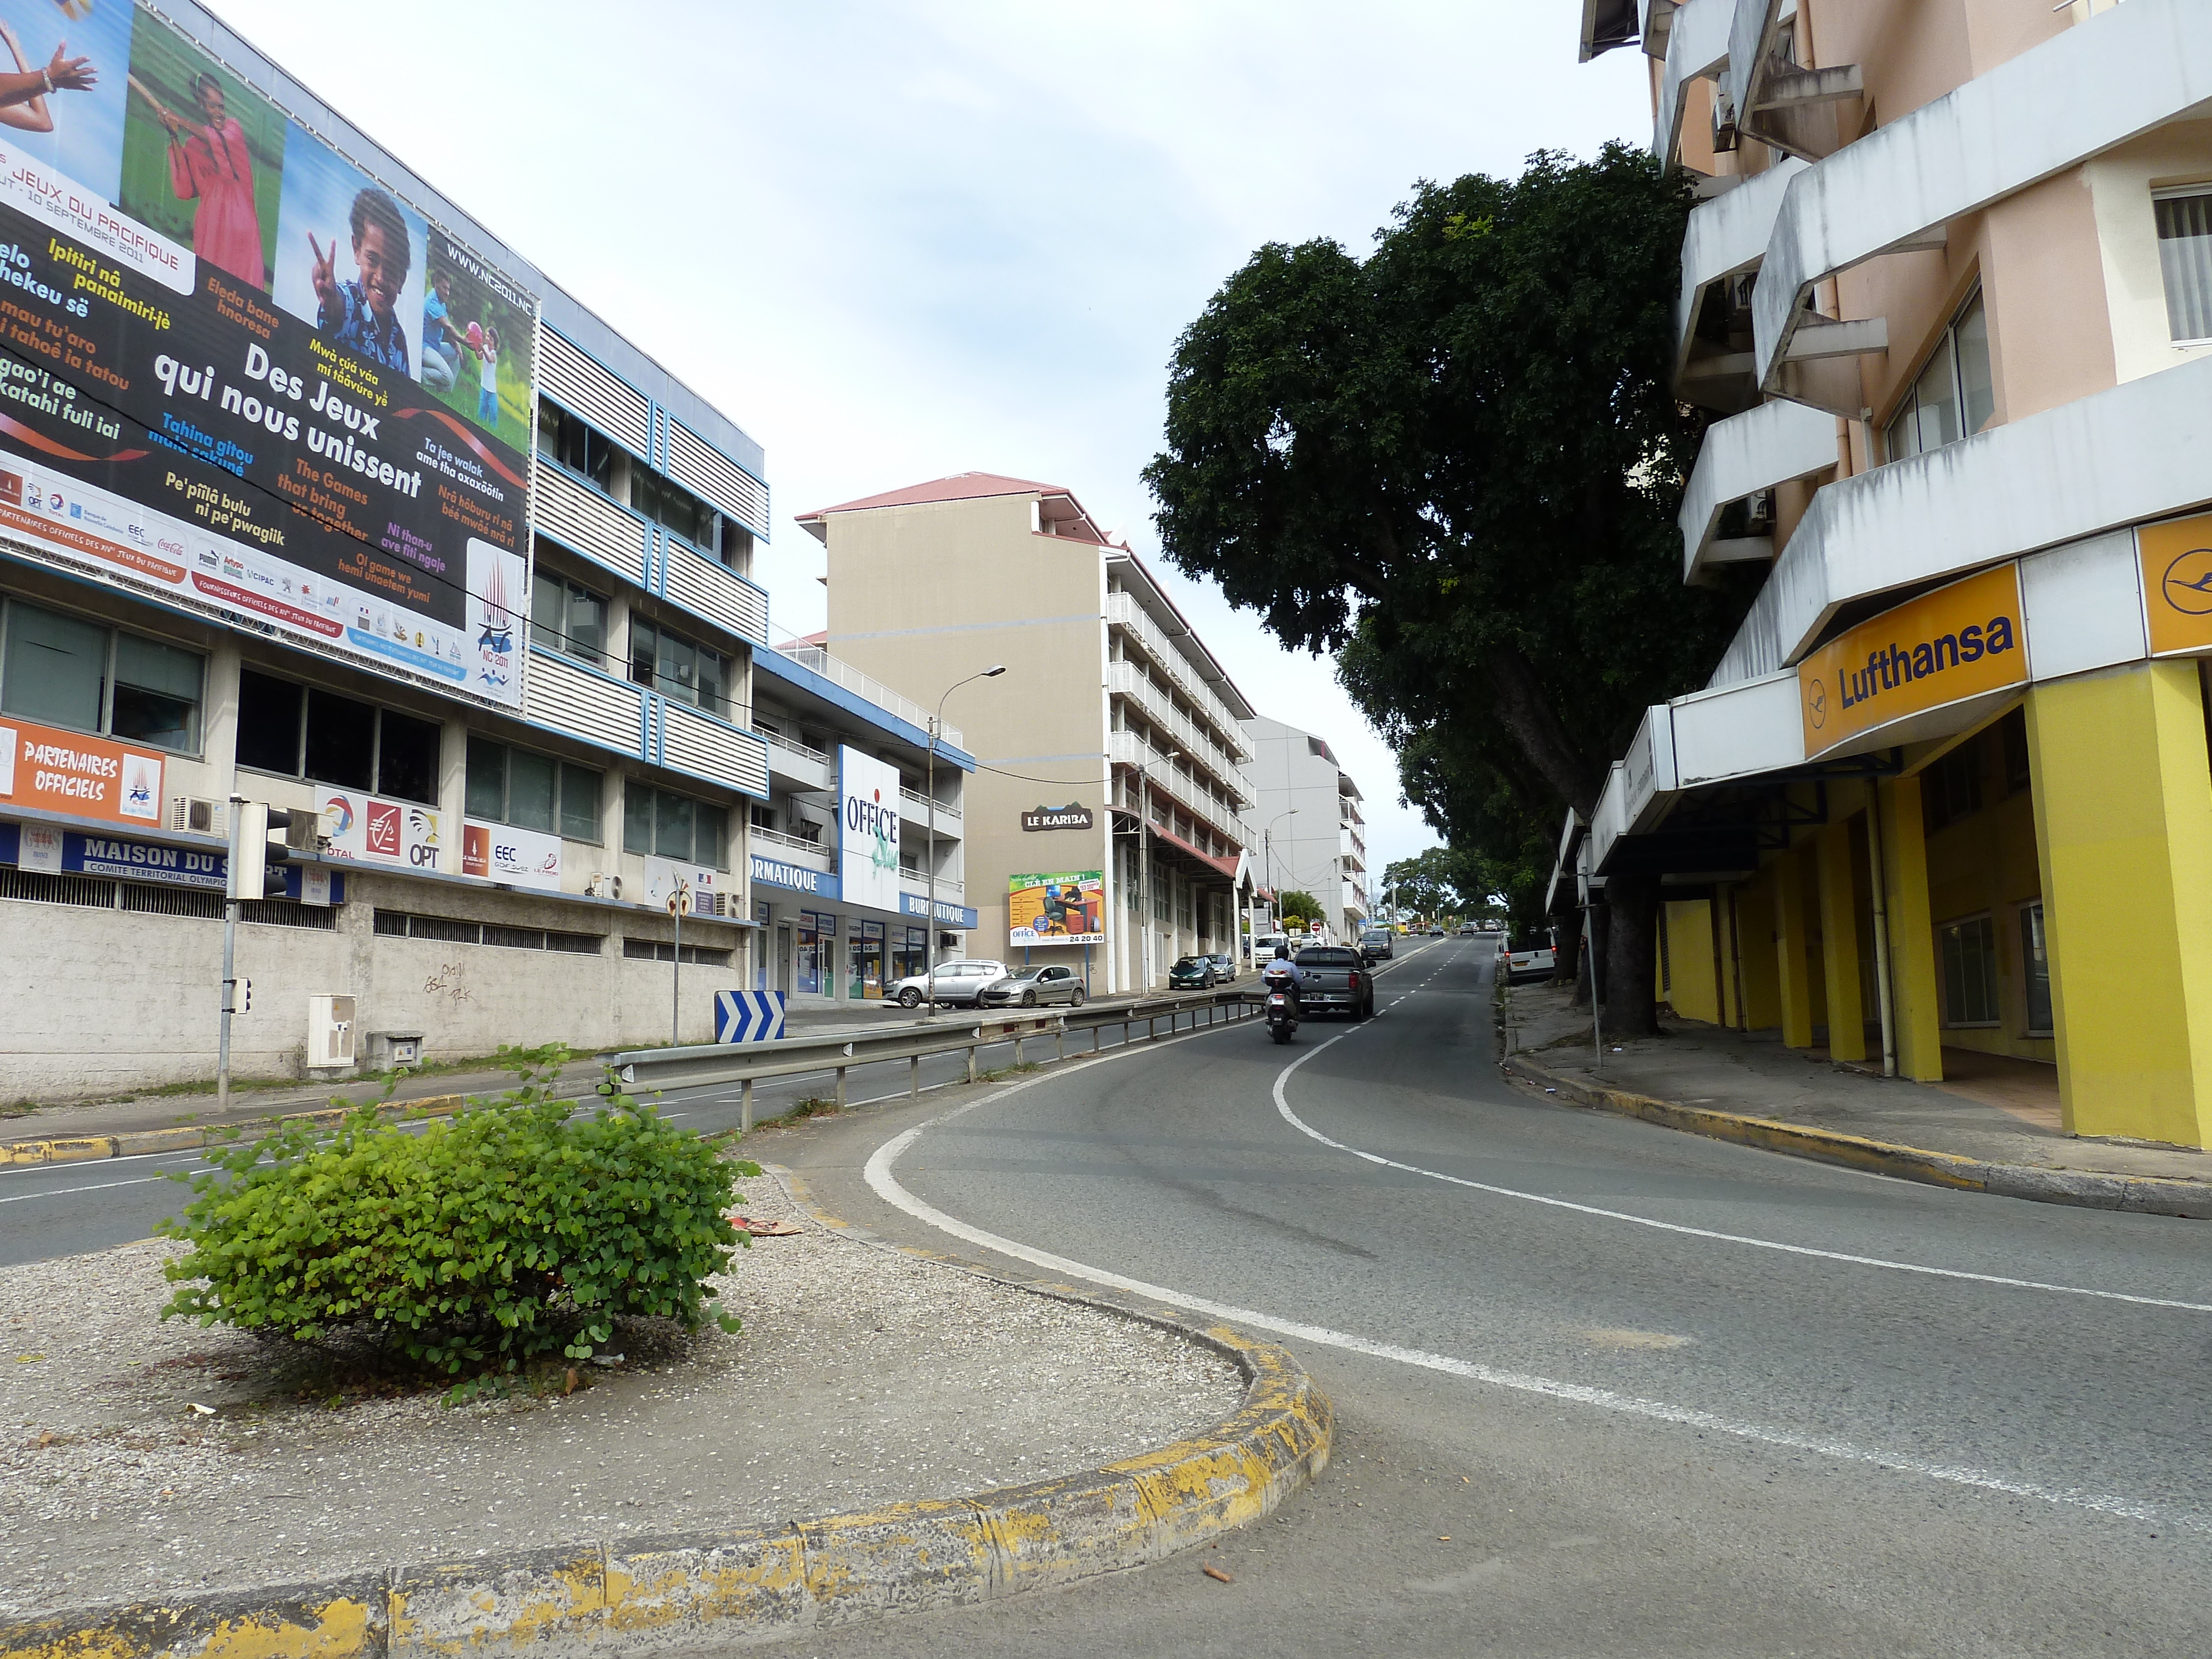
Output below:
[1168,954,1218,990]
[1498,940,1558,983]
[1288,945,1374,1020]
[1359,928,1395,961]
[977,964,1088,1008]
[887,958,1006,1008]
[1207,953,1238,983]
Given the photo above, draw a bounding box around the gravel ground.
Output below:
[0,1167,1243,1619]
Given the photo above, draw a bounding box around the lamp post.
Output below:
[1263,808,1297,941]
[1134,748,1180,989]
[926,665,1005,1017]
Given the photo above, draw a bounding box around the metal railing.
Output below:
[1106,661,1251,804]
[1104,593,1251,760]
[1108,730,1254,851]
[776,643,962,749]
[613,989,1260,1130]
[901,786,962,823]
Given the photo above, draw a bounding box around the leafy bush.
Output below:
[158,1047,757,1384]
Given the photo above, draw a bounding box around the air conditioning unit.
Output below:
[586,873,622,900]
[169,796,225,837]
[307,994,357,1071]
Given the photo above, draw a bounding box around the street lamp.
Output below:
[926,665,1005,1017]
[1134,748,1180,989]
[1264,808,1297,941]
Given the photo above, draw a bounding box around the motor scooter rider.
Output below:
[1260,941,1306,1017]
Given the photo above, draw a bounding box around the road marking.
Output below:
[1271,979,2212,1315]
[0,1175,168,1204]
[863,1078,2200,1531]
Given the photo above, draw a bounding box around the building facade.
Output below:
[0,0,801,1097]
[1569,0,2212,1147]
[796,474,1260,992]
[1244,717,1370,940]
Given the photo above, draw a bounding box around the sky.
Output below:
[204,0,1647,887]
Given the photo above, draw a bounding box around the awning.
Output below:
[1145,819,1241,883]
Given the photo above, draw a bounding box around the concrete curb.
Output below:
[0,1097,470,1167]
[1501,1050,2212,1220]
[0,1167,1333,1657]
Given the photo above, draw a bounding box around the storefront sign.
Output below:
[65,831,229,889]
[1021,801,1094,832]
[750,851,838,899]
[1009,870,1104,945]
[2139,512,2212,658]
[461,819,561,890]
[900,891,979,929]
[838,745,903,911]
[320,792,441,870]
[1797,564,2025,759]
[0,717,163,826]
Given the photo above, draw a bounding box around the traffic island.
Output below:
[0,1167,1332,1653]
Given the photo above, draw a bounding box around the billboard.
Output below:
[1009,871,1103,946]
[1,714,162,823]
[0,0,536,707]
[837,744,902,912]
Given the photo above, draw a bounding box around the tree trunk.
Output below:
[1554,919,1582,995]
[1602,869,1661,1037]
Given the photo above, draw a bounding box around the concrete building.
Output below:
[1244,717,1370,940]
[0,0,937,1096]
[1567,0,2212,1147]
[796,474,1261,992]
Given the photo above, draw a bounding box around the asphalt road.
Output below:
[761,935,2212,1657]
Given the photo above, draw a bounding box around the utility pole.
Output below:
[671,880,689,1045]
[926,666,1005,1017]
[218,792,249,1114]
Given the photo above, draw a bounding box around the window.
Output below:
[630,466,716,552]
[375,909,603,953]
[1886,290,1994,462]
[1922,740,1984,834]
[530,556,606,667]
[235,669,439,800]
[2154,189,2212,343]
[1939,914,2001,1027]
[0,597,204,753]
[622,937,733,967]
[623,780,729,868]
[2020,902,2053,1036]
[629,617,733,721]
[467,737,602,841]
[538,399,619,495]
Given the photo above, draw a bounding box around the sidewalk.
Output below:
[1502,979,2212,1211]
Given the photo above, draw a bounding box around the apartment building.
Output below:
[1244,718,1370,941]
[1569,0,2212,1147]
[796,474,1260,992]
[748,637,976,1003]
[0,0,793,1095]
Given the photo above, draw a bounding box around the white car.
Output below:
[887,959,1008,1008]
[1497,941,1557,984]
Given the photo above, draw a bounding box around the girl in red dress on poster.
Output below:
[131,71,264,288]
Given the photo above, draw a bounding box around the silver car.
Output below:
[977,964,1088,1008]
[886,958,1008,1008]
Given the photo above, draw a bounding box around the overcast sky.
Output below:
[206,0,1646,884]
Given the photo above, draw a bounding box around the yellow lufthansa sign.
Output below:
[1797,564,2025,759]
[2139,512,2212,657]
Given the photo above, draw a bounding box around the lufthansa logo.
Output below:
[2162,547,2212,617]
[1807,677,1828,729]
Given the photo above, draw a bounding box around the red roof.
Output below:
[796,472,1072,521]
[1146,818,1243,884]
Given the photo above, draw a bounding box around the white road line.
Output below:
[1270,991,2212,1314]
[0,1175,168,1204]
[862,1074,2200,1530]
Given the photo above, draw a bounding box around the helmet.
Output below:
[1274,943,1291,959]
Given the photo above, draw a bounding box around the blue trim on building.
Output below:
[749,648,978,770]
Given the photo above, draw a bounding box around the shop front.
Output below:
[748,851,975,1001]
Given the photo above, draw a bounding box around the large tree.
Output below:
[1145,144,1751,1032]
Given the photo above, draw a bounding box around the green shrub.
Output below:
[158,1047,757,1385]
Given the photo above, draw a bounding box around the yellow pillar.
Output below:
[2027,662,2212,1148]
[1815,815,1867,1062]
[1735,877,1782,1031]
[1772,846,1815,1050]
[1876,772,1944,1081]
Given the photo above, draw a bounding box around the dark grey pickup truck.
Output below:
[1282,945,1375,1020]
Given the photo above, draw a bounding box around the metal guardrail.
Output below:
[612,989,1260,1130]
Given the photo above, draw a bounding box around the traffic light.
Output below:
[227,804,320,900]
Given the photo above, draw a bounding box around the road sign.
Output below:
[716,990,787,1044]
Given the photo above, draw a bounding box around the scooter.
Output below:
[1264,983,1298,1045]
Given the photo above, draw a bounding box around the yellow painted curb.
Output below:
[0,1167,1333,1657]
[3,1096,471,1167]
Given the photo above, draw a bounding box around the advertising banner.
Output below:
[461,818,560,890]
[0,714,162,823]
[0,820,340,901]
[1797,564,2025,760]
[837,744,902,912]
[316,789,441,870]
[1008,870,1103,945]
[0,1,536,708]
[2140,512,2212,658]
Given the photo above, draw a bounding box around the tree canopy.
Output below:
[1277,889,1323,927]
[1146,143,1753,1028]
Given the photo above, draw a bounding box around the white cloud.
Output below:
[204,0,1644,878]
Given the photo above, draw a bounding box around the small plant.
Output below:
[158,1045,758,1397]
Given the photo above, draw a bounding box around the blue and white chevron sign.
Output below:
[715,990,786,1044]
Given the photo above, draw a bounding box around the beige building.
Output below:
[796,474,1259,992]
[1567,0,2212,1147]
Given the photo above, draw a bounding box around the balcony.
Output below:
[900,787,962,830]
[760,726,831,792]
[1652,0,1728,166]
[1673,156,1806,401]
[1678,399,1838,581]
[1104,593,1250,760]
[776,645,959,748]
[660,698,768,797]
[534,462,647,586]
[1105,661,1251,804]
[525,646,646,755]
[660,531,768,648]
[751,824,832,863]
[1108,729,1250,851]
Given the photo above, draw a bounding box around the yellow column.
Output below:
[1772,846,1815,1049]
[1876,773,1944,1082]
[1735,877,1782,1031]
[1815,815,1867,1062]
[2028,662,2212,1147]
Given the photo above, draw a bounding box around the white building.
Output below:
[1243,718,1370,940]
